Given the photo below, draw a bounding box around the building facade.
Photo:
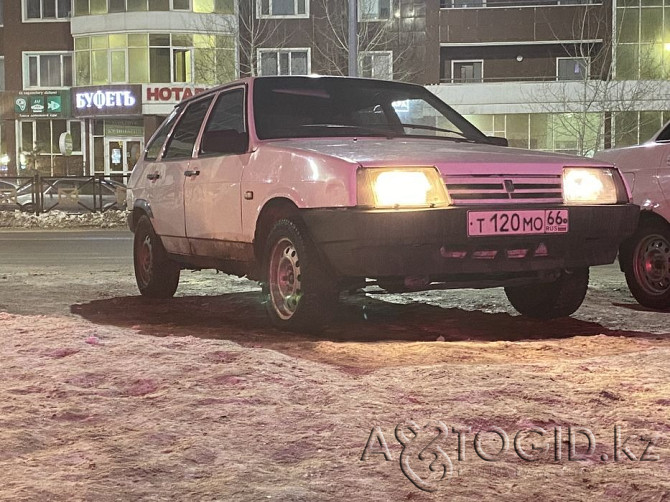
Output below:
[0,0,667,176]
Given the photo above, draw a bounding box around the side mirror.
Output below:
[487,136,509,147]
[200,129,249,156]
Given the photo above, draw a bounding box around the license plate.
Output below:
[467,209,569,236]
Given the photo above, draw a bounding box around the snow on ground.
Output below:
[0,210,126,229]
[1,295,670,500]
[1,231,670,500]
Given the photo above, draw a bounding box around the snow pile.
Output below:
[0,209,127,229]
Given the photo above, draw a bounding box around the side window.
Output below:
[199,88,246,156]
[656,122,670,142]
[163,96,214,160]
[204,89,245,135]
[145,109,180,161]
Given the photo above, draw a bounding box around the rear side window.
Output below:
[163,97,214,160]
[145,109,180,161]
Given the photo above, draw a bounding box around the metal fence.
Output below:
[0,174,129,215]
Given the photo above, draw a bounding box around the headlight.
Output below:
[357,167,450,208]
[563,167,622,205]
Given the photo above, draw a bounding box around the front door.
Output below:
[105,138,144,176]
[184,87,247,259]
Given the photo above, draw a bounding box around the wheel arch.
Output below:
[619,209,670,272]
[253,197,301,263]
[638,209,670,229]
[129,199,153,232]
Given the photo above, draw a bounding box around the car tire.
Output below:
[504,268,589,319]
[133,215,180,298]
[620,219,670,309]
[263,218,338,330]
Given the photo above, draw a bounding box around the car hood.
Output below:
[263,137,612,176]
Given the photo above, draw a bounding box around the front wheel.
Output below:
[620,220,670,309]
[263,218,337,330]
[504,268,589,319]
[133,215,180,298]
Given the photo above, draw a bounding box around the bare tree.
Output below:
[527,5,667,156]
[190,1,423,82]
[190,2,293,82]
[309,0,422,82]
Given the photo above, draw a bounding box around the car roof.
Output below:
[177,75,426,108]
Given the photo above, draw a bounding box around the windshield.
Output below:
[253,77,489,143]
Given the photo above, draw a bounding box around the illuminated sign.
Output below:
[14,90,70,118]
[72,85,142,117]
[76,90,136,110]
[144,85,209,103]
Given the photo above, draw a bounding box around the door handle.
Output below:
[184,170,200,177]
[146,173,160,181]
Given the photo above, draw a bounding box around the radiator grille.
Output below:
[445,175,563,205]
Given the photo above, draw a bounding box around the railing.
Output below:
[0,174,129,215]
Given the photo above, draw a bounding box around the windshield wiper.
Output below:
[399,123,475,142]
[298,123,397,138]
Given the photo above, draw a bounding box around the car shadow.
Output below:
[71,290,660,345]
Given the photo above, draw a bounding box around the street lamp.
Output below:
[348,0,358,76]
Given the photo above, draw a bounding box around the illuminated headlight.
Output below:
[357,167,451,208]
[563,167,623,205]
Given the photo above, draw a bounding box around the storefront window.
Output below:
[18,120,85,176]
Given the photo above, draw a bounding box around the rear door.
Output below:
[146,96,214,255]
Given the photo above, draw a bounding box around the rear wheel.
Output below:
[620,219,670,309]
[263,218,337,330]
[504,268,589,319]
[133,215,180,298]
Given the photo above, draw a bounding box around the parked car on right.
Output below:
[596,121,670,308]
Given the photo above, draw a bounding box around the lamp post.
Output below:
[348,0,358,76]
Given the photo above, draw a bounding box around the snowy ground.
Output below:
[1,229,669,500]
[0,210,126,229]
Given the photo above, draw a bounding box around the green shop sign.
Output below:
[15,90,70,118]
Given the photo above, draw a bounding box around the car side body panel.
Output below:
[596,142,670,223]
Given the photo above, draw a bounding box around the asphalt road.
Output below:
[0,230,133,267]
[0,228,668,335]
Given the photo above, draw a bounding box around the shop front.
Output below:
[71,85,144,177]
[13,89,84,177]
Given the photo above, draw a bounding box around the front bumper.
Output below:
[301,204,639,279]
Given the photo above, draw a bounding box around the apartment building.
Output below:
[0,0,667,176]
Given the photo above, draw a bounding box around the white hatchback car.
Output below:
[127,76,638,329]
[596,122,670,309]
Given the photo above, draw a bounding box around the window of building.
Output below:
[452,60,483,83]
[25,0,71,20]
[75,33,235,85]
[359,51,393,80]
[0,0,4,25]
[464,112,605,155]
[441,0,599,7]
[359,0,391,20]
[74,0,232,15]
[258,49,309,76]
[24,53,73,88]
[0,58,5,91]
[19,119,85,176]
[557,57,589,81]
[258,0,307,18]
[615,3,670,80]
